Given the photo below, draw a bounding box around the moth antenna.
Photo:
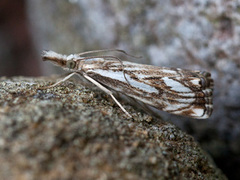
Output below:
[78,49,142,59]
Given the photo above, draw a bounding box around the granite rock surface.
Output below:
[26,1,240,178]
[0,77,227,180]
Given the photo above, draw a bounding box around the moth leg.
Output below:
[82,73,132,118]
[38,72,77,90]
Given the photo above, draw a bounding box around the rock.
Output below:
[26,1,240,178]
[0,77,227,179]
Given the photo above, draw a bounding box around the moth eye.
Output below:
[66,60,76,69]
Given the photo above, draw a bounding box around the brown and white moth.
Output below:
[41,50,213,119]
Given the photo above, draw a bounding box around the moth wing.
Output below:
[133,70,213,119]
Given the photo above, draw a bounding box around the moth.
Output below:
[41,49,213,119]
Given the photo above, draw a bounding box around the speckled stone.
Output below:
[0,77,227,180]
[27,1,240,178]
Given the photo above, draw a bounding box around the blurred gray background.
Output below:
[1,1,240,179]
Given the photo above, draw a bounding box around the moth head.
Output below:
[66,60,76,69]
[42,50,78,70]
[66,54,77,69]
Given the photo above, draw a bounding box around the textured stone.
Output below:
[27,0,240,178]
[0,77,226,180]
